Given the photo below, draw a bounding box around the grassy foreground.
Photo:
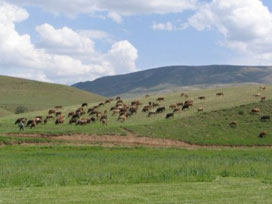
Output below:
[0,177,271,204]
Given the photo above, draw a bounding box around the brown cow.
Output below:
[259,131,267,138]
[55,116,65,125]
[117,115,126,122]
[253,93,261,97]
[251,108,261,114]
[55,105,63,109]
[148,111,156,117]
[260,85,266,90]
[48,109,56,115]
[101,118,107,125]
[169,104,177,109]
[197,107,204,112]
[216,92,224,96]
[15,117,27,125]
[198,96,206,100]
[261,96,266,102]
[156,97,165,102]
[55,111,62,117]
[81,103,88,107]
[229,121,237,128]
[26,120,36,129]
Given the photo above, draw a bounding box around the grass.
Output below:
[0,75,105,114]
[0,146,272,188]
[0,177,271,204]
[0,84,272,145]
[0,135,61,145]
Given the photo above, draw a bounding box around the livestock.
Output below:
[76,119,89,126]
[26,120,36,129]
[259,131,267,138]
[55,111,62,117]
[216,92,224,96]
[101,118,107,125]
[55,105,63,109]
[165,112,174,119]
[129,107,137,114]
[152,102,159,107]
[261,96,266,102]
[116,96,121,100]
[15,117,27,125]
[90,117,96,123]
[181,93,188,98]
[197,107,204,112]
[251,108,261,114]
[35,117,43,125]
[176,102,184,107]
[198,96,206,100]
[260,85,266,90]
[260,115,270,121]
[253,93,261,97]
[131,100,141,106]
[148,111,156,117]
[173,108,181,113]
[142,106,151,113]
[156,97,165,102]
[117,115,126,122]
[55,116,65,125]
[156,107,165,114]
[112,109,120,116]
[69,118,77,124]
[98,102,104,107]
[68,112,75,117]
[48,109,56,115]
[169,104,177,109]
[229,121,237,128]
[81,102,88,107]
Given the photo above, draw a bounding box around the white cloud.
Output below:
[0,1,138,84]
[189,0,272,64]
[6,0,196,20]
[152,22,174,31]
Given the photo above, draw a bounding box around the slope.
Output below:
[0,75,105,115]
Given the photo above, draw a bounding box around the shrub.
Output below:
[15,106,28,114]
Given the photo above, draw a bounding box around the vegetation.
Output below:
[0,75,105,115]
[1,177,271,204]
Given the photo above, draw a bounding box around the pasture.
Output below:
[1,84,272,146]
[0,146,272,203]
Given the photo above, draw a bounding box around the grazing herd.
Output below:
[14,85,269,138]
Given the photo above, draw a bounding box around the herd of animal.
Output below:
[14,85,269,138]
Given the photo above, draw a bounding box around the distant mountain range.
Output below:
[72,65,272,97]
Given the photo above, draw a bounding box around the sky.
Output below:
[1,0,272,84]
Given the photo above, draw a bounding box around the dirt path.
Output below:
[2,133,272,149]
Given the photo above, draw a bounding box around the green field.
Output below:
[0,75,105,114]
[0,146,272,203]
[1,84,272,146]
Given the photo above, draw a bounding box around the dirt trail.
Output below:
[3,132,272,149]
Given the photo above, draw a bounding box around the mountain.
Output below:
[0,75,105,115]
[72,65,272,97]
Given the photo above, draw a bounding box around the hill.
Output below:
[72,65,272,97]
[0,75,105,115]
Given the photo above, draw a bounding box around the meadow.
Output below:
[0,145,272,203]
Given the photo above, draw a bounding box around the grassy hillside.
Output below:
[0,75,105,115]
[72,65,272,96]
[1,84,272,146]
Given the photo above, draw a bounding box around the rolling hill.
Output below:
[0,75,105,115]
[72,65,272,97]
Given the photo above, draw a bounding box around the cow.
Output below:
[48,109,56,115]
[55,116,65,125]
[176,102,184,107]
[112,109,120,116]
[116,96,121,100]
[198,96,206,100]
[81,102,88,107]
[259,131,267,138]
[260,85,266,90]
[253,93,261,97]
[129,107,137,114]
[251,108,261,114]
[169,104,177,109]
[181,93,189,98]
[26,120,36,129]
[156,97,165,102]
[260,115,270,121]
[142,106,151,113]
[148,111,156,117]
[131,100,141,106]
[261,96,266,102]
[173,108,181,113]
[68,112,74,117]
[55,105,63,109]
[55,111,62,117]
[216,92,224,96]
[229,121,237,128]
[165,113,174,119]
[117,115,126,122]
[69,118,77,124]
[156,107,165,114]
[76,119,89,126]
[15,117,27,125]
[98,102,104,107]
[101,118,107,125]
[152,102,159,107]
[197,107,204,112]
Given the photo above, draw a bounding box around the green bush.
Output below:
[15,106,28,114]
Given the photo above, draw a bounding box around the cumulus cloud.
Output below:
[0,1,138,84]
[6,0,196,19]
[188,0,272,64]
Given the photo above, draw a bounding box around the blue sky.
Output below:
[1,0,272,84]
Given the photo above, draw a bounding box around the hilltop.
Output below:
[72,65,272,97]
[0,75,105,115]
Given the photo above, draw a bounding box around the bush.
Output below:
[15,106,28,114]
